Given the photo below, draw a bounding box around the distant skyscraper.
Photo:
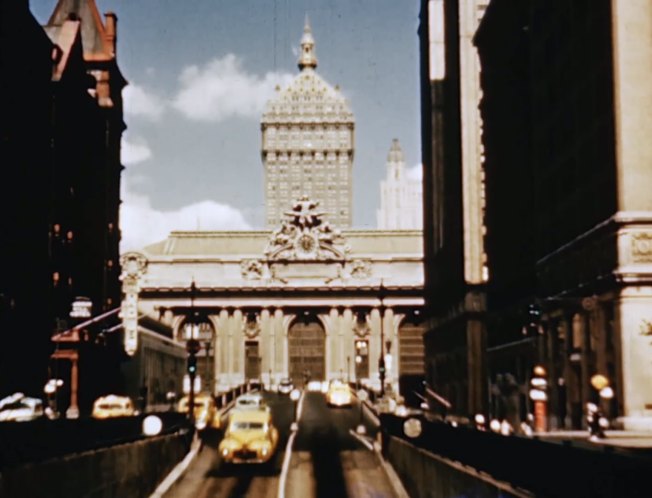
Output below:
[377,139,423,229]
[261,17,355,228]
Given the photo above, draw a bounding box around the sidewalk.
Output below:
[535,430,652,449]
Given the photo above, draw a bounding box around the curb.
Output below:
[372,440,410,498]
[148,396,239,497]
[149,432,201,498]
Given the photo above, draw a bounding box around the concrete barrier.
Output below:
[386,436,532,498]
[0,431,191,498]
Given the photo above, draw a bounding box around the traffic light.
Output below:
[523,304,542,335]
[187,355,197,375]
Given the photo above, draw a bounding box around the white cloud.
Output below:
[121,137,152,165]
[172,53,293,122]
[407,164,423,181]
[119,179,251,252]
[123,84,165,121]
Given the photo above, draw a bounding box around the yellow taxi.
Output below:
[177,393,221,430]
[218,407,279,464]
[92,395,136,419]
[326,380,353,407]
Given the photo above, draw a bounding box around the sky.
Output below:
[30,0,423,251]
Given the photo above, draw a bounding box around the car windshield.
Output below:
[98,403,127,410]
[237,398,260,406]
[230,421,265,431]
[0,401,32,411]
[280,380,292,385]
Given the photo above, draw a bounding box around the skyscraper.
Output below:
[377,139,423,229]
[261,17,355,228]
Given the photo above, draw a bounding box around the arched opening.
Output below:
[288,319,325,386]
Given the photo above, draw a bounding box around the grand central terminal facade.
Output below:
[121,198,424,397]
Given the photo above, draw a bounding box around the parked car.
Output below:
[177,393,221,430]
[326,380,353,407]
[0,393,44,422]
[92,395,136,419]
[248,378,262,391]
[277,378,294,395]
[219,407,279,464]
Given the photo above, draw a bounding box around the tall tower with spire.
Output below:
[377,139,423,229]
[261,17,355,228]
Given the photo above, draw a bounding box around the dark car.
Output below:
[277,378,294,394]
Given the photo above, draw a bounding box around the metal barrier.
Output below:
[380,413,652,498]
[0,412,191,470]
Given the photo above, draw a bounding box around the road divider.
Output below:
[278,390,305,498]
[349,429,374,451]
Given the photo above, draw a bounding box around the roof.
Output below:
[141,229,423,258]
[47,0,111,60]
[44,19,82,81]
[229,408,271,423]
[262,70,353,125]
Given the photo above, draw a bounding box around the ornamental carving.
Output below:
[241,259,264,280]
[119,252,147,357]
[349,259,372,279]
[632,233,652,263]
[264,195,350,261]
[243,314,261,338]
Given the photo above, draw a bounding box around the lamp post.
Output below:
[185,280,200,426]
[65,296,92,419]
[378,280,387,398]
[347,356,351,384]
[529,365,548,433]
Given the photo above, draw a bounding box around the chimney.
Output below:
[104,12,117,57]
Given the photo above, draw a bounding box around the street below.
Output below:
[163,391,398,498]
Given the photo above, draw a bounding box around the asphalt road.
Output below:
[162,390,398,498]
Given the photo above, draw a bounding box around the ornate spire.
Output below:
[298,14,318,71]
[387,139,405,180]
[387,138,404,163]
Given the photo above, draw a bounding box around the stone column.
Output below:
[580,312,591,411]
[268,309,279,386]
[319,311,337,380]
[616,286,652,430]
[369,308,382,387]
[391,312,404,394]
[260,309,272,383]
[341,308,356,382]
[281,313,294,380]
[212,309,230,392]
[232,309,244,386]
[208,314,222,396]
[546,318,560,430]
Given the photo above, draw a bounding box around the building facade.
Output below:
[0,0,126,400]
[418,0,489,417]
[124,198,424,398]
[47,0,126,319]
[377,139,423,230]
[475,0,652,430]
[261,18,355,229]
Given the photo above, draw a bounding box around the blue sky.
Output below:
[30,0,422,250]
